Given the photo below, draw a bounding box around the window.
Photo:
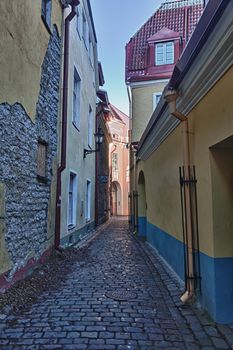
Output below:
[73,68,81,128]
[82,11,88,48]
[88,105,93,147]
[68,172,77,227]
[89,39,94,66]
[155,41,174,65]
[85,180,91,221]
[76,7,81,35]
[37,141,47,180]
[153,92,162,110]
[112,153,118,172]
[41,0,52,30]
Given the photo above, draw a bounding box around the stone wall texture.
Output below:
[0,27,61,280]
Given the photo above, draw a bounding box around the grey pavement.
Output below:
[0,218,233,349]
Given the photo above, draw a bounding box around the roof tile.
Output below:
[126,0,203,81]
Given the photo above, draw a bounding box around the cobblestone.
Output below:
[0,218,233,349]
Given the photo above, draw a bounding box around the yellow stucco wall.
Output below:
[131,82,167,142]
[139,66,233,258]
[141,126,184,243]
[0,0,62,120]
[0,183,12,275]
[189,66,233,257]
[0,1,62,275]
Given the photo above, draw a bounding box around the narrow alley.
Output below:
[0,218,232,350]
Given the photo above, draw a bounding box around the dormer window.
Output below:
[155,41,174,65]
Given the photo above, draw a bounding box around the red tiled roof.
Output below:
[109,104,129,124]
[125,0,203,82]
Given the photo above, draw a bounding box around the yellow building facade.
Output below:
[0,0,63,289]
[133,1,233,323]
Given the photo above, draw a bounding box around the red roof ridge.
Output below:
[109,104,129,124]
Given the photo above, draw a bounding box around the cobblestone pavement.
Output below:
[0,218,233,349]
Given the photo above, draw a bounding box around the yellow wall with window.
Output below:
[138,66,233,258]
[131,82,167,142]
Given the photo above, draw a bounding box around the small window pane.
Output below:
[155,41,174,66]
[73,68,81,128]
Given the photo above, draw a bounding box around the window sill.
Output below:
[68,224,76,231]
[86,218,91,223]
[72,122,80,132]
[41,15,52,35]
[37,175,48,184]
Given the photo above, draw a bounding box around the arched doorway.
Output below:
[111,181,122,216]
[138,171,147,237]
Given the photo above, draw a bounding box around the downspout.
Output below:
[164,89,195,303]
[55,1,79,250]
[110,144,117,215]
[133,147,138,233]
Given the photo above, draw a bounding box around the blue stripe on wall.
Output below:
[138,216,147,237]
[147,221,185,281]
[147,221,233,324]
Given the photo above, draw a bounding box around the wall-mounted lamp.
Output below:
[83,127,104,158]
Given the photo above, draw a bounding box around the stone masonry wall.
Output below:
[0,27,61,281]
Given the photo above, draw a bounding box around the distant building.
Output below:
[125,0,203,230]
[107,105,130,217]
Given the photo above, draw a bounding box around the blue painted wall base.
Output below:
[138,216,147,237]
[147,221,233,324]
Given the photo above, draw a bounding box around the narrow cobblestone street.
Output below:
[0,218,232,350]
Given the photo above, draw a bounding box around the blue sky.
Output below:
[90,0,163,115]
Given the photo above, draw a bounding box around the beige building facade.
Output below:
[108,105,129,216]
[60,0,99,246]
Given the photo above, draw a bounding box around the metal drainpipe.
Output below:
[133,148,138,233]
[164,89,195,303]
[55,1,80,250]
[110,144,117,216]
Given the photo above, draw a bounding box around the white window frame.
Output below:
[76,6,81,37]
[89,38,94,67]
[88,105,93,147]
[68,171,78,227]
[85,180,91,221]
[153,92,162,110]
[82,10,88,49]
[73,67,81,129]
[42,0,52,29]
[112,153,119,172]
[155,41,174,65]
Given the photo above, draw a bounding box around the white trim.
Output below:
[85,179,91,221]
[153,92,162,111]
[67,171,78,227]
[129,79,169,88]
[73,67,81,129]
[155,41,174,66]
[88,105,93,147]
